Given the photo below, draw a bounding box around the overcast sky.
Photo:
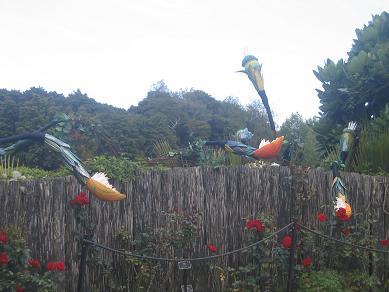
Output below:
[0,0,388,124]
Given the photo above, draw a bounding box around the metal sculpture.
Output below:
[0,120,126,202]
[238,55,276,138]
[332,122,357,219]
[204,136,284,160]
[236,128,253,144]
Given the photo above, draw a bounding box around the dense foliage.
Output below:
[348,105,389,174]
[313,12,389,154]
[278,113,320,167]
[0,83,272,170]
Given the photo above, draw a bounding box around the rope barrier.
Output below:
[83,221,389,263]
[297,223,389,254]
[79,221,389,291]
[83,222,294,263]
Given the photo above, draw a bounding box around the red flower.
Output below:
[317,213,328,222]
[380,239,389,247]
[246,219,265,232]
[28,258,41,268]
[282,235,292,249]
[0,231,8,244]
[207,244,217,253]
[0,252,9,265]
[46,261,56,271]
[302,257,312,267]
[341,228,350,236]
[16,285,23,292]
[69,192,89,205]
[56,261,65,271]
[255,222,265,232]
[336,208,349,221]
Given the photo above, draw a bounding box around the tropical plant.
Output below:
[313,12,389,154]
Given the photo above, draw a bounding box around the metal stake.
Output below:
[77,238,89,292]
[287,220,297,292]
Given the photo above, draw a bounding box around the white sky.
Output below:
[0,0,388,124]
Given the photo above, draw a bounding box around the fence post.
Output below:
[287,220,297,292]
[385,252,388,292]
[77,237,89,292]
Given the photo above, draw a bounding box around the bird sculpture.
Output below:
[0,119,126,202]
[204,136,284,160]
[332,122,357,219]
[238,55,277,138]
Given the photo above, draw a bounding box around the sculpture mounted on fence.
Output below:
[205,55,288,161]
[332,122,357,220]
[0,116,126,202]
[204,136,284,160]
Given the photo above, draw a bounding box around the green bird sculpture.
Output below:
[238,55,276,138]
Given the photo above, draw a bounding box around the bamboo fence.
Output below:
[0,165,388,291]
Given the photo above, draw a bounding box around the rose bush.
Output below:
[0,226,64,291]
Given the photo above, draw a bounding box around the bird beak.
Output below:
[236,70,247,74]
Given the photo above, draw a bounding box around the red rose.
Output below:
[207,244,217,253]
[69,192,89,205]
[336,208,349,221]
[302,257,312,267]
[0,231,8,244]
[28,258,41,268]
[46,261,56,271]
[341,228,350,236]
[56,261,65,271]
[246,220,256,229]
[317,213,328,222]
[380,239,389,247]
[246,219,265,232]
[16,285,23,292]
[282,235,292,249]
[0,252,9,265]
[255,221,265,232]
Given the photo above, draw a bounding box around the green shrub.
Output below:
[17,166,71,179]
[298,270,344,291]
[344,271,381,291]
[86,155,161,181]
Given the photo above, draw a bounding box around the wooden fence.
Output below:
[0,166,388,291]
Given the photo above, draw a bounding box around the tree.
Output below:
[279,113,320,166]
[313,12,389,153]
[0,82,278,168]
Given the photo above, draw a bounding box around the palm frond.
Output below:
[153,139,173,157]
[0,155,19,179]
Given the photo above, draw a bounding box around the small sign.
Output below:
[181,284,193,292]
[178,261,192,270]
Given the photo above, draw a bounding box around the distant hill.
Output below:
[0,84,272,169]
